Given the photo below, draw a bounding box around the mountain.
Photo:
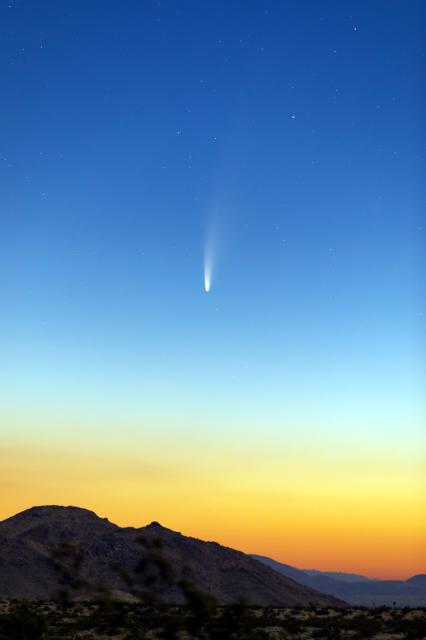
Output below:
[407,575,426,587]
[0,506,344,607]
[252,555,426,607]
[304,570,371,583]
[251,556,310,584]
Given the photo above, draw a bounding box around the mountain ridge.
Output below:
[0,506,344,607]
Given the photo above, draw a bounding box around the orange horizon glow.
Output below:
[2,425,425,582]
[0,499,423,581]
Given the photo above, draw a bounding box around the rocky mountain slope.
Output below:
[0,506,344,607]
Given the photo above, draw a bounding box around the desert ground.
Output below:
[0,600,425,640]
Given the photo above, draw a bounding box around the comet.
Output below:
[204,268,211,292]
[203,245,213,292]
[203,212,220,293]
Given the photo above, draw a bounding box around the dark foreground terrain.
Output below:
[2,508,424,638]
[0,600,425,640]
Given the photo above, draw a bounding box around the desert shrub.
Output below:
[279,616,302,634]
[208,601,259,639]
[0,601,49,640]
[346,612,383,639]
[311,623,341,639]
[390,615,426,639]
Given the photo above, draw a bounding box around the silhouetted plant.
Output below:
[49,541,88,602]
[211,600,260,639]
[114,535,176,605]
[0,601,49,640]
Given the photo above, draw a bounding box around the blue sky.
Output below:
[3,0,424,424]
[1,2,425,574]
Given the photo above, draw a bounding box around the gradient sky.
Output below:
[1,1,425,579]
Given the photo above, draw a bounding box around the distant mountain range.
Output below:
[0,506,342,607]
[304,570,371,583]
[252,555,426,607]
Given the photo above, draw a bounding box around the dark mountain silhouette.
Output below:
[252,555,426,607]
[251,556,309,585]
[304,569,371,583]
[407,574,426,587]
[0,506,344,607]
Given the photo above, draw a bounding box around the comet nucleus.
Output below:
[204,234,214,293]
[204,270,211,292]
[204,253,212,292]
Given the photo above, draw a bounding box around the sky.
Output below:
[1,0,425,579]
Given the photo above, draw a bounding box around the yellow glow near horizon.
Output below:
[1,427,425,581]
